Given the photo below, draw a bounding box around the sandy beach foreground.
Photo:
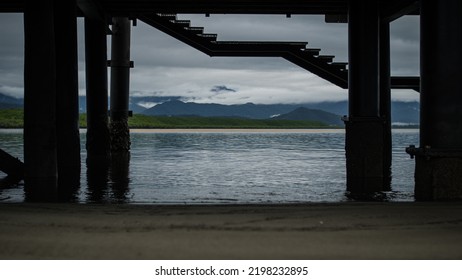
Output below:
[0,202,461,259]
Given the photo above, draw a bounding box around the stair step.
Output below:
[185,27,204,34]
[217,41,307,46]
[317,55,335,63]
[330,62,348,70]
[174,20,191,28]
[157,14,177,20]
[198,33,218,41]
[302,48,321,56]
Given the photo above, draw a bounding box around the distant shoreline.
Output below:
[0,128,420,134]
[0,109,336,129]
[1,108,420,130]
[129,128,345,133]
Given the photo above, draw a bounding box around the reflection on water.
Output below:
[0,176,21,189]
[86,152,131,203]
[0,129,418,203]
[108,152,131,202]
[86,154,110,202]
[57,167,81,202]
[0,176,21,202]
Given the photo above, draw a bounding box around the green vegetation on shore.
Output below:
[125,114,330,128]
[1,109,332,129]
[0,109,23,128]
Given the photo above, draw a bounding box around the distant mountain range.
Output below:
[78,95,182,113]
[0,93,181,113]
[142,99,420,125]
[0,93,22,109]
[272,107,344,126]
[142,100,344,125]
[0,92,420,125]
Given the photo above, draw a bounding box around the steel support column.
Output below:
[23,0,58,200]
[380,21,392,190]
[54,0,81,199]
[85,17,111,159]
[411,0,462,200]
[346,0,385,193]
[109,17,132,153]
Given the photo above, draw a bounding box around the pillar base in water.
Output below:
[415,156,462,201]
[345,117,389,194]
[86,116,111,158]
[24,177,58,202]
[57,167,81,202]
[110,119,131,152]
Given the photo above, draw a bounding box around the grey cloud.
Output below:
[390,16,419,76]
[391,16,419,42]
[0,14,24,97]
[210,85,237,93]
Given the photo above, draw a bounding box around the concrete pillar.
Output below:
[53,0,81,199]
[346,0,385,193]
[23,0,58,201]
[411,0,462,200]
[85,17,111,159]
[109,17,132,152]
[380,21,392,190]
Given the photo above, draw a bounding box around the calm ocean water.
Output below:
[0,129,418,203]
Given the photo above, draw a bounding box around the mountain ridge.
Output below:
[142,100,420,125]
[272,107,344,126]
[0,92,22,109]
[0,92,419,124]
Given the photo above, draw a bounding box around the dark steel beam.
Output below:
[99,0,348,15]
[325,1,420,24]
[0,0,24,12]
[381,0,420,22]
[325,14,347,23]
[0,0,420,16]
[391,76,420,92]
[77,0,106,21]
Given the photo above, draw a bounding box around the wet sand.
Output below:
[0,202,461,259]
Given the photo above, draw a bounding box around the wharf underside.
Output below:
[1,0,462,200]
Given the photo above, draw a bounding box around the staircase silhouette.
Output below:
[139,13,418,91]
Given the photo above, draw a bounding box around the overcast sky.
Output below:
[0,13,419,104]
